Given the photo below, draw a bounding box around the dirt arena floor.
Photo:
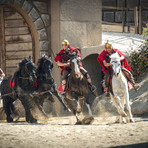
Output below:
[0,116,148,148]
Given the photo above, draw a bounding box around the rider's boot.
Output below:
[104,73,110,97]
[88,83,96,93]
[122,68,140,90]
[61,83,66,96]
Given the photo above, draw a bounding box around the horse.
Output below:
[109,52,134,123]
[0,57,37,123]
[33,56,68,115]
[62,51,94,124]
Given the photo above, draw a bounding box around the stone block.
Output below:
[38,28,47,41]
[41,14,50,27]
[60,21,86,48]
[33,1,48,14]
[115,11,125,23]
[104,12,114,22]
[35,18,44,30]
[86,22,102,46]
[22,0,32,13]
[40,40,49,51]
[60,0,101,22]
[29,8,40,22]
[131,95,148,115]
[14,0,24,7]
[61,21,101,48]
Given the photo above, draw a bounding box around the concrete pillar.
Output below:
[51,0,102,87]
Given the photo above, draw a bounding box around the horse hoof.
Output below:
[75,120,82,125]
[82,116,94,125]
[7,117,13,123]
[121,118,127,124]
[130,119,135,123]
[27,118,37,123]
[121,112,127,117]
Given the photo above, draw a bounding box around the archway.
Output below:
[0,3,40,75]
[82,54,103,96]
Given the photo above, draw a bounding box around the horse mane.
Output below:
[110,52,120,61]
[36,56,53,75]
[13,58,29,78]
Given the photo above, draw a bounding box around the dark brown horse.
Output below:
[62,51,94,124]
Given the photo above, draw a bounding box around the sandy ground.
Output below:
[0,116,148,148]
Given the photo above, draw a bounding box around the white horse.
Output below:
[109,52,134,123]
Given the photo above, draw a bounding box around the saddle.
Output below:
[105,68,133,94]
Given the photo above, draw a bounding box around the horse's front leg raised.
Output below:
[19,96,37,123]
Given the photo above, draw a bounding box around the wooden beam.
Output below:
[0,7,6,73]
[139,6,142,34]
[134,7,138,34]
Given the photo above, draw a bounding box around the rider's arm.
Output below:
[56,61,70,67]
[103,60,111,67]
[0,69,5,77]
[119,56,124,61]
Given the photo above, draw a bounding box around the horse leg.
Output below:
[124,91,134,123]
[3,97,13,122]
[75,98,84,124]
[85,93,93,117]
[63,97,76,115]
[20,97,37,123]
[119,95,127,124]
[110,93,127,118]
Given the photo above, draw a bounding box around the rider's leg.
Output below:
[105,72,110,96]
[61,70,69,93]
[80,67,96,92]
[122,68,140,90]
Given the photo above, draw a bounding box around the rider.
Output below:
[97,41,140,95]
[54,39,96,94]
[0,68,5,80]
[0,68,5,99]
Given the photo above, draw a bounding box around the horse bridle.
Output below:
[19,61,35,80]
[111,61,121,76]
[40,59,53,80]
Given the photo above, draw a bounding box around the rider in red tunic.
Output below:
[55,40,96,94]
[97,41,140,95]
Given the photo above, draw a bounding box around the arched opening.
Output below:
[82,54,104,96]
[0,3,40,75]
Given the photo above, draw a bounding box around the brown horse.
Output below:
[62,51,94,124]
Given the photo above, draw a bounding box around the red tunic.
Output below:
[97,48,131,74]
[54,46,81,74]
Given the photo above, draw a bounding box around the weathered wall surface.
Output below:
[51,0,103,91]
[60,0,102,47]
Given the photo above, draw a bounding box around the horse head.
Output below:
[110,52,121,77]
[69,50,81,79]
[37,55,53,79]
[19,57,36,81]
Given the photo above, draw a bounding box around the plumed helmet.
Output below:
[105,40,112,49]
[62,39,69,45]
